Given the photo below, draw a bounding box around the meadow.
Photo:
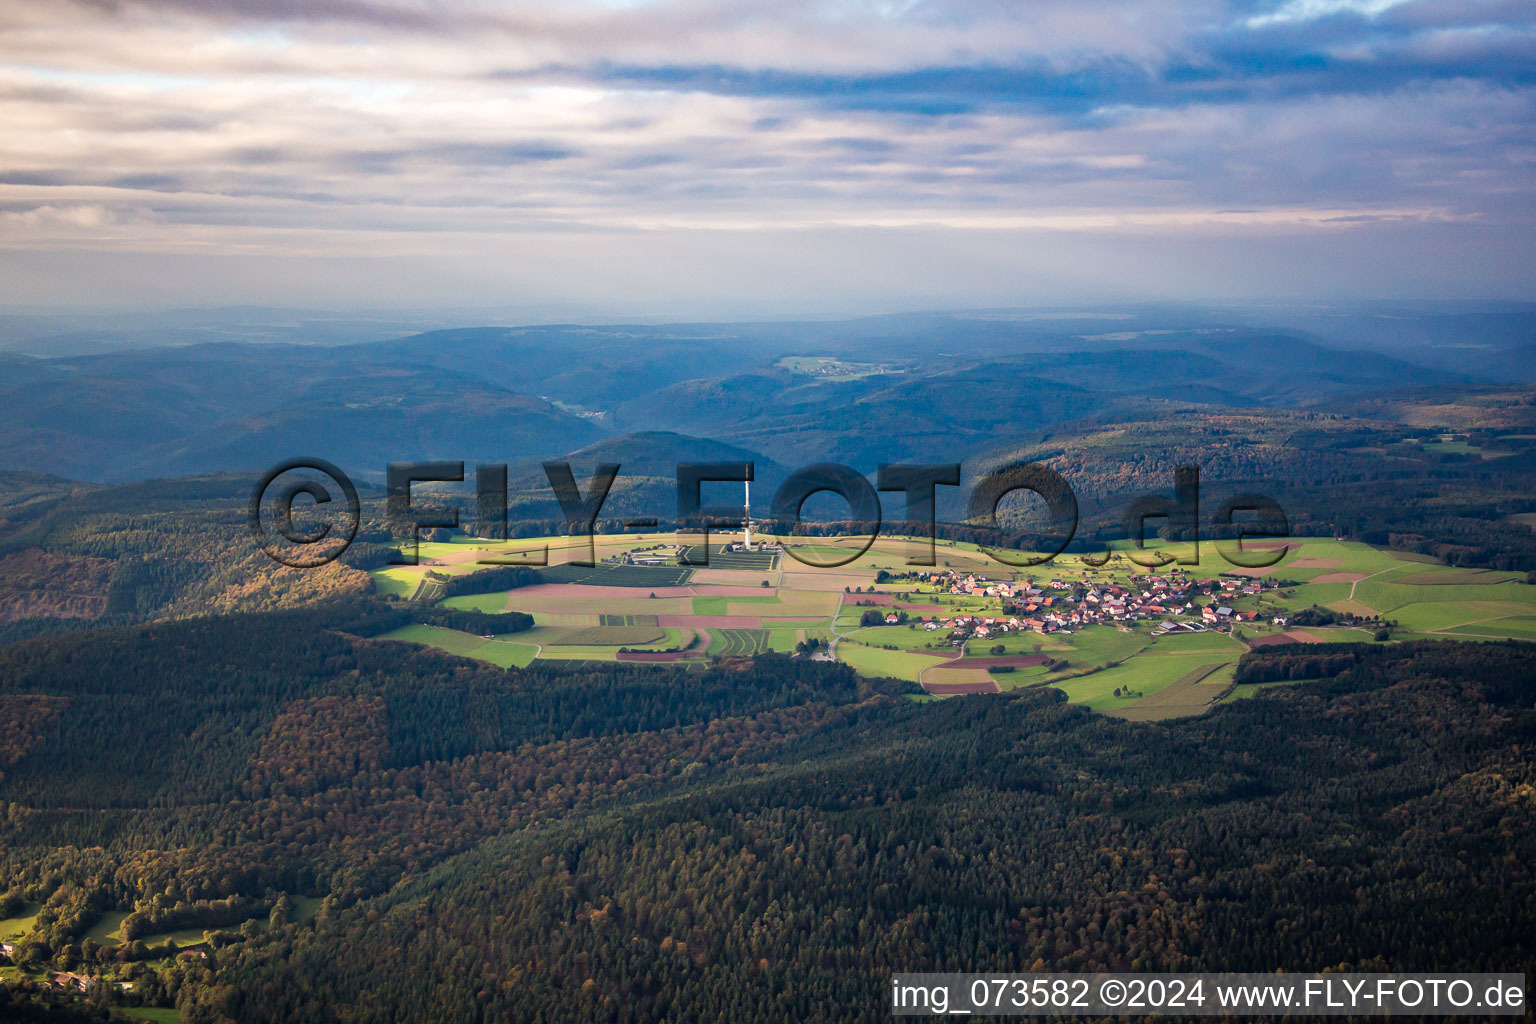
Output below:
[369,530,1536,721]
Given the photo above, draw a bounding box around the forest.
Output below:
[0,597,1532,1022]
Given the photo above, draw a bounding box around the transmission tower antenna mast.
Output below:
[744,479,753,550]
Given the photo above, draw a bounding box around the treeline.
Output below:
[428,564,542,598]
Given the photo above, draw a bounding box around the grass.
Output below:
[371,567,418,598]
[380,625,539,668]
[836,643,942,682]
[710,628,769,656]
[1053,653,1233,712]
[124,1009,182,1024]
[380,624,490,656]
[440,591,510,613]
[766,628,804,653]
[1141,630,1247,654]
[692,594,779,615]
[290,896,323,924]
[1354,579,1536,616]
[1054,625,1152,672]
[1430,616,1536,640]
[1393,568,1521,586]
[84,910,129,946]
[555,626,666,646]
[0,903,39,940]
[844,624,925,648]
[461,641,538,668]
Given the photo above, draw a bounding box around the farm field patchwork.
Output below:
[368,531,1536,720]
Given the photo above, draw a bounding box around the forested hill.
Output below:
[0,605,1532,1022]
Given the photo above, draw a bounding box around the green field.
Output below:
[84,910,130,946]
[1055,653,1234,713]
[372,567,418,598]
[834,643,940,682]
[440,591,511,613]
[462,641,540,667]
[380,625,538,668]
[709,628,769,656]
[693,594,778,615]
[124,1010,182,1024]
[1353,579,1536,617]
[0,902,39,941]
[766,628,804,652]
[367,530,1535,723]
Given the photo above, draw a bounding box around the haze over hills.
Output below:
[0,304,1522,484]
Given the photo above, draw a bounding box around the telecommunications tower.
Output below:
[743,479,753,550]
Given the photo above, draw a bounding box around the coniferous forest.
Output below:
[0,596,1532,1022]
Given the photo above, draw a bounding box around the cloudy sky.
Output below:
[0,0,1531,314]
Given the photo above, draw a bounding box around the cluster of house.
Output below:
[36,953,206,994]
[45,972,136,993]
[902,568,1278,639]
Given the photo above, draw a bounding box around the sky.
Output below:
[0,0,1531,315]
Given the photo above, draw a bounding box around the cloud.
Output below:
[0,0,1529,308]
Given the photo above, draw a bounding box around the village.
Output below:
[885,566,1286,648]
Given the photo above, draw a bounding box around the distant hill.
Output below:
[507,431,785,519]
[0,307,1507,483]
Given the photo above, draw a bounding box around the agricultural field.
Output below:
[541,562,696,588]
[708,628,769,656]
[367,529,1536,721]
[0,902,38,943]
[679,544,779,572]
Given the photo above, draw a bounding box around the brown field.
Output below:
[1289,557,1344,569]
[739,590,838,616]
[554,626,667,646]
[923,676,1001,695]
[1326,599,1379,617]
[922,665,998,692]
[960,654,1050,669]
[779,572,879,592]
[1249,630,1329,647]
[530,613,602,627]
[1109,663,1230,721]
